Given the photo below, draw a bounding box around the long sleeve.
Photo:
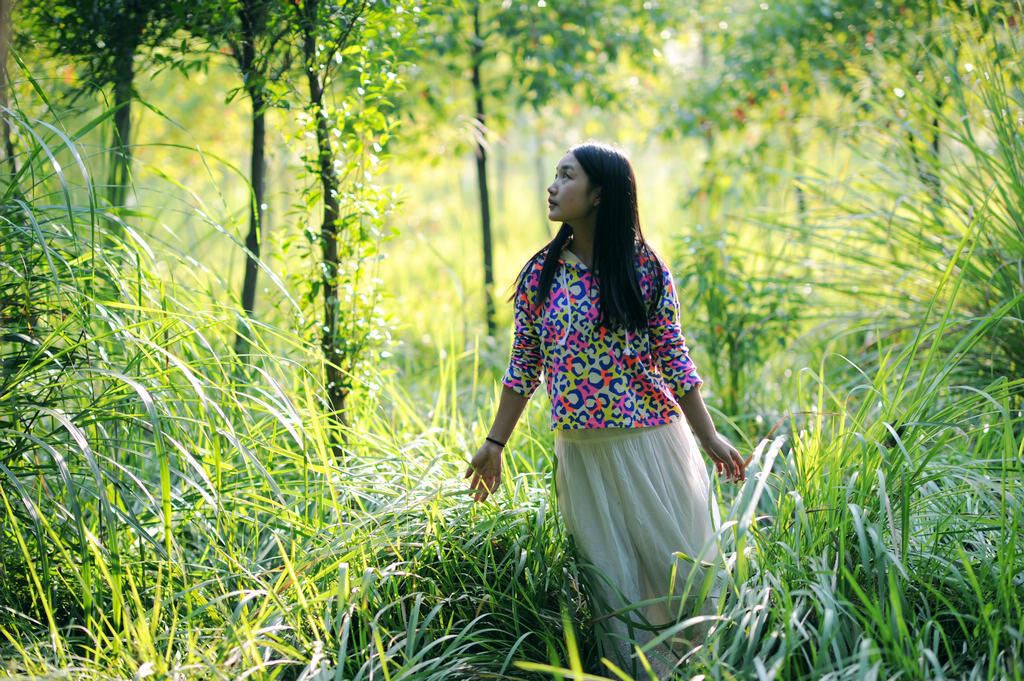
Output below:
[648,260,702,397]
[501,277,543,398]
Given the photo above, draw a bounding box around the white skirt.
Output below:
[555,418,720,677]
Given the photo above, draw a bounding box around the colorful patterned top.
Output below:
[502,246,702,429]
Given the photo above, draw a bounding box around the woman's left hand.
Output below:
[465,440,504,502]
[702,433,746,483]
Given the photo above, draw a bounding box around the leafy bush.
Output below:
[673,222,805,435]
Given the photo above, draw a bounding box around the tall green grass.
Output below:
[758,25,1024,385]
[0,74,585,680]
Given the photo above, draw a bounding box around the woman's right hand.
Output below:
[702,432,746,483]
[465,441,504,502]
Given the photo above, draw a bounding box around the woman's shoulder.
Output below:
[525,248,549,270]
[634,242,670,279]
[515,249,548,291]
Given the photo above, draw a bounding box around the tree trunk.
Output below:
[534,133,549,239]
[726,334,739,419]
[234,0,267,356]
[1,0,15,178]
[303,10,347,430]
[234,92,266,355]
[907,112,943,207]
[926,97,943,202]
[790,126,806,220]
[911,8,942,207]
[108,45,134,208]
[472,2,496,336]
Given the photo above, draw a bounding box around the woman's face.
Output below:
[546,153,600,227]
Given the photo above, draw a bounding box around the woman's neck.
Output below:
[567,223,595,268]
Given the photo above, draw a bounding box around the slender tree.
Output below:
[409,1,670,334]
[193,0,291,355]
[285,0,412,442]
[295,0,358,424]
[231,0,274,355]
[469,2,495,332]
[20,1,190,207]
[1,0,14,178]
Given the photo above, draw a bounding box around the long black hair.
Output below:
[513,142,663,333]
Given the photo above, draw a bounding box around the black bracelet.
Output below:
[485,436,506,448]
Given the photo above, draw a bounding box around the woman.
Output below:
[465,142,746,675]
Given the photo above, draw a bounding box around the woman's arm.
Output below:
[645,257,746,481]
[466,385,530,502]
[678,386,746,482]
[468,262,544,502]
[647,258,703,399]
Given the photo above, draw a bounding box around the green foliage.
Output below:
[17,0,210,208]
[664,0,1019,141]
[687,333,1024,680]
[280,0,415,418]
[17,0,194,89]
[673,223,804,432]
[771,23,1024,390]
[405,0,670,134]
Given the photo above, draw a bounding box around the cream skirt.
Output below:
[555,418,720,678]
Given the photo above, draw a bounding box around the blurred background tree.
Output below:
[403,0,673,334]
[1,0,13,177]
[18,0,198,208]
[187,0,293,354]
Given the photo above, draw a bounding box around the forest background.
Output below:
[1,0,1022,679]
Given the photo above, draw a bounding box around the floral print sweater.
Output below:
[502,247,702,429]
